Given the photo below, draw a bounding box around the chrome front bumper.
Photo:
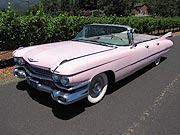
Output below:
[13,68,89,105]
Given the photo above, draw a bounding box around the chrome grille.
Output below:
[25,63,52,78]
[39,80,56,89]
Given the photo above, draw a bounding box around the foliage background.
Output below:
[0,1,180,50]
[1,0,180,17]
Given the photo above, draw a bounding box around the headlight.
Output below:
[52,74,69,86]
[52,74,60,82]
[60,76,69,86]
[14,57,25,66]
[17,58,25,66]
[13,57,18,63]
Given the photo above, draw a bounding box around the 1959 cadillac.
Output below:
[13,24,173,105]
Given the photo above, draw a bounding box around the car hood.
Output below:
[14,41,114,69]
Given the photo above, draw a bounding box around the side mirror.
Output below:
[128,29,135,46]
[132,29,135,33]
[133,43,137,47]
[130,43,137,49]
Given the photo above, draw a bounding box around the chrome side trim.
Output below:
[66,48,116,62]
[89,24,132,31]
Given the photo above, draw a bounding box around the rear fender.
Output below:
[159,32,172,39]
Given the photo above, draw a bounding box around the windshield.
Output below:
[74,25,130,46]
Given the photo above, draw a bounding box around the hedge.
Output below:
[1,10,180,50]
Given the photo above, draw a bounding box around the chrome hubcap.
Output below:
[90,77,104,98]
[92,82,101,93]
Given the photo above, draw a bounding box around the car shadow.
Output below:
[16,80,93,120]
[16,57,166,120]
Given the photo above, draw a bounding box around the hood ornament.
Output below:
[28,58,38,62]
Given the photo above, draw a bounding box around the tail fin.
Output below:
[160,32,172,39]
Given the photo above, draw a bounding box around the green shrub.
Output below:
[0,10,180,50]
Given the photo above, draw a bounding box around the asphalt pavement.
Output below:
[0,36,180,135]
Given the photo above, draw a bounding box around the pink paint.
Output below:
[13,32,173,86]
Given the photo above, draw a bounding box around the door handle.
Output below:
[145,45,149,48]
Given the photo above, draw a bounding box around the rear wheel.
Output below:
[87,73,108,104]
[155,57,161,66]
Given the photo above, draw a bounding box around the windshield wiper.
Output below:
[72,38,83,41]
[88,40,117,48]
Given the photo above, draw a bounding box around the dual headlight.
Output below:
[14,57,25,66]
[52,74,69,86]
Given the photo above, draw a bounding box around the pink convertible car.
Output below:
[13,24,173,105]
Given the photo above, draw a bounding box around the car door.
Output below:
[128,42,149,74]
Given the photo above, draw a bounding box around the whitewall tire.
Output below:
[87,73,108,104]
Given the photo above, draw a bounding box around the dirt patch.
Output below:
[0,50,14,69]
[173,31,180,37]
[0,50,16,83]
[0,50,13,61]
[0,66,15,81]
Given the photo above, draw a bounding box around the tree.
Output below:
[141,0,179,16]
[30,0,180,17]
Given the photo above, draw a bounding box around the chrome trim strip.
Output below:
[88,24,132,31]
[68,56,127,76]
[59,47,116,66]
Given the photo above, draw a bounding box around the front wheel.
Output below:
[87,73,108,104]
